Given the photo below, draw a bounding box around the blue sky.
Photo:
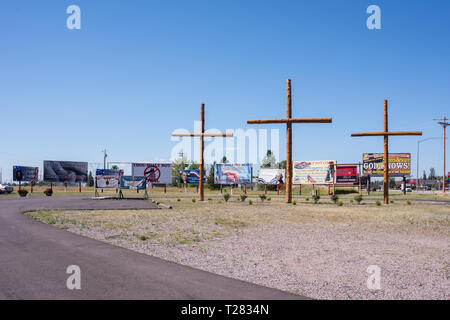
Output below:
[0,0,449,182]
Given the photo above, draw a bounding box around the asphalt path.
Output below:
[0,196,305,300]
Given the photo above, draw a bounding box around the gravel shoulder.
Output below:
[26,197,450,300]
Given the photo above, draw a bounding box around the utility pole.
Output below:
[103,149,108,170]
[434,117,449,193]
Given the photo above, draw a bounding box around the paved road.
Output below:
[0,196,305,300]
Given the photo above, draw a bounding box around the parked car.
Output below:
[0,184,13,194]
[405,187,412,192]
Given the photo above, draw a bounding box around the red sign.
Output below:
[336,165,358,184]
[144,165,161,182]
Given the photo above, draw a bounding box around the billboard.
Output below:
[132,163,172,184]
[43,161,88,182]
[96,169,120,188]
[13,166,39,182]
[363,153,411,177]
[120,176,146,190]
[258,168,285,184]
[179,170,201,185]
[214,164,252,184]
[292,161,335,185]
[335,165,358,184]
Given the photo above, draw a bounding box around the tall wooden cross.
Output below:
[351,100,422,204]
[172,103,233,201]
[247,79,332,203]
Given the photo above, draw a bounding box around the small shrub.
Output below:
[354,195,363,205]
[337,200,343,206]
[267,197,271,201]
[305,197,309,201]
[292,200,296,205]
[376,200,381,206]
[217,200,222,204]
[350,199,354,204]
[259,194,267,202]
[139,235,148,241]
[312,194,320,204]
[223,193,231,202]
[330,194,339,204]
[407,200,411,205]
[43,188,53,197]
[177,198,181,202]
[390,200,394,204]
[208,197,212,201]
[240,194,247,202]
[192,198,196,203]
[18,189,28,197]
[248,199,253,205]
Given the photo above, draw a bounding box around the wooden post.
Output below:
[264,184,267,195]
[244,184,247,195]
[358,163,362,195]
[30,182,33,193]
[79,181,81,193]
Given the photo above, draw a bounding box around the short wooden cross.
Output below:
[351,100,422,204]
[172,104,233,201]
[247,79,332,203]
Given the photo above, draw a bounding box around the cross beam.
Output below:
[247,79,332,203]
[351,100,422,204]
[172,103,233,201]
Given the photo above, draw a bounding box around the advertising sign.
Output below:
[335,165,358,184]
[292,161,335,185]
[179,170,201,185]
[132,163,172,184]
[95,169,120,188]
[363,153,411,177]
[120,176,146,190]
[44,161,88,182]
[257,169,285,184]
[214,164,252,184]
[13,166,39,182]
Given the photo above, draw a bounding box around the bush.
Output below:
[18,189,28,197]
[218,200,222,204]
[223,193,231,202]
[330,194,339,204]
[350,199,354,204]
[292,200,296,205]
[267,197,271,201]
[177,198,181,202]
[208,197,212,201]
[43,188,53,197]
[305,197,309,201]
[376,200,381,206]
[240,194,247,202]
[248,199,253,205]
[337,200,343,206]
[259,194,267,202]
[407,200,411,205]
[192,198,196,203]
[390,200,394,204]
[312,194,320,204]
[354,195,363,205]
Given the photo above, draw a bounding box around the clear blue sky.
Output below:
[1,0,449,182]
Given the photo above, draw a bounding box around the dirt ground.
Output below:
[25,195,449,300]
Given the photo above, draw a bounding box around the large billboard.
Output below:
[96,169,120,188]
[120,176,146,190]
[43,161,88,182]
[13,166,39,182]
[132,163,172,184]
[258,168,285,184]
[214,164,252,184]
[363,153,411,177]
[179,170,201,185]
[292,161,335,185]
[336,165,358,184]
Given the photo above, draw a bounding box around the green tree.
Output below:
[422,170,427,180]
[221,156,228,164]
[261,150,277,168]
[111,165,119,170]
[278,160,286,169]
[429,168,436,180]
[188,161,200,170]
[206,162,220,190]
[88,171,94,187]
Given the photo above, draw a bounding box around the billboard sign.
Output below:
[43,161,88,182]
[179,170,201,185]
[363,153,411,177]
[96,169,120,188]
[257,169,285,184]
[132,163,172,184]
[120,176,146,190]
[335,165,358,184]
[13,166,39,182]
[214,164,252,184]
[292,161,335,184]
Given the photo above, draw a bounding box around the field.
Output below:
[23,190,450,300]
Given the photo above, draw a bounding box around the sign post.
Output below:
[351,100,422,204]
[247,79,332,203]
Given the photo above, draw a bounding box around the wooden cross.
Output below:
[351,100,422,204]
[247,79,332,203]
[172,103,233,201]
